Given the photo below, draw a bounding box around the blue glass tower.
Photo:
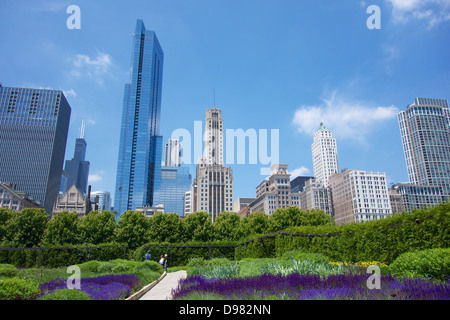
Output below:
[159,166,192,217]
[398,97,450,199]
[0,85,71,214]
[114,20,164,215]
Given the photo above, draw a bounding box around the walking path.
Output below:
[139,270,187,300]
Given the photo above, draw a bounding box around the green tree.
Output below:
[0,208,14,242]
[303,209,334,226]
[267,206,306,232]
[41,211,81,245]
[183,211,213,242]
[79,210,117,244]
[148,212,185,243]
[240,212,269,236]
[115,210,150,249]
[3,208,49,247]
[213,212,241,241]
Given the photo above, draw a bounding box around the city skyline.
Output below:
[1,1,449,209]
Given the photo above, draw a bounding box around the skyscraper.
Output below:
[312,122,339,187]
[159,166,192,217]
[329,170,392,225]
[398,97,450,197]
[63,122,90,195]
[165,138,181,167]
[114,20,164,215]
[90,190,111,211]
[0,85,71,214]
[196,108,234,221]
[249,164,301,215]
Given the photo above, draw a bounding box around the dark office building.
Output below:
[64,136,90,195]
[290,176,314,193]
[0,84,71,214]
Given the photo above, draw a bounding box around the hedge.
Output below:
[235,204,450,264]
[0,242,128,268]
[134,240,238,266]
[1,203,449,268]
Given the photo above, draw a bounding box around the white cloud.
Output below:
[290,166,311,180]
[385,0,450,26]
[88,171,104,183]
[70,52,113,84]
[292,91,399,144]
[63,88,77,98]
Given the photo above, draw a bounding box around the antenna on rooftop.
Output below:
[79,119,86,139]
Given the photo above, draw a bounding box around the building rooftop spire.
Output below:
[319,122,328,131]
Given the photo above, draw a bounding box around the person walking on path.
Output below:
[163,253,168,272]
[145,251,151,261]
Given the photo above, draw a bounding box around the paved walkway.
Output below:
[139,270,187,300]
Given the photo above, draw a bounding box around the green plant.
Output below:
[135,260,164,274]
[0,277,40,300]
[77,260,101,273]
[281,250,329,264]
[0,264,18,277]
[390,248,450,282]
[40,288,92,300]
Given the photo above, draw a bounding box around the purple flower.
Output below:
[171,273,450,300]
[40,274,141,300]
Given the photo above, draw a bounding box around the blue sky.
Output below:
[1,0,450,208]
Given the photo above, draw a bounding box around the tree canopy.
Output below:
[0,206,334,249]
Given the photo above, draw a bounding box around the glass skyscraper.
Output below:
[398,97,450,198]
[114,20,164,215]
[159,166,192,217]
[0,85,71,214]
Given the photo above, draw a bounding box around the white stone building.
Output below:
[249,164,301,215]
[329,169,392,225]
[312,123,339,187]
[195,108,233,221]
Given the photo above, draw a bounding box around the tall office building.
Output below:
[90,191,111,211]
[299,178,332,215]
[114,20,164,215]
[290,175,314,193]
[391,183,444,213]
[312,123,339,187]
[398,97,450,198]
[63,122,90,195]
[329,169,392,225]
[184,187,194,216]
[249,164,301,215]
[165,138,181,167]
[196,108,233,221]
[159,166,192,216]
[0,85,71,214]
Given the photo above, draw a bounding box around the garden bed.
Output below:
[171,250,450,300]
[0,259,164,300]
